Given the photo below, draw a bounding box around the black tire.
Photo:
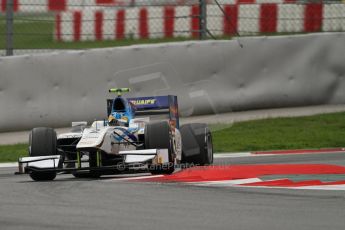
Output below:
[181,123,213,166]
[29,127,57,181]
[145,121,175,175]
[30,171,57,181]
[29,127,57,157]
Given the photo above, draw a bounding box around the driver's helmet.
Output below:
[108,112,129,126]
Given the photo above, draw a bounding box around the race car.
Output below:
[17,88,213,181]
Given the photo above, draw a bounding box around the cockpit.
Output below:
[113,97,126,112]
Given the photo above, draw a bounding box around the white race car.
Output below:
[18,88,213,181]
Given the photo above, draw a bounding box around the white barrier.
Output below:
[0,33,345,131]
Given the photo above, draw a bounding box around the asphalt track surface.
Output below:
[1,153,345,230]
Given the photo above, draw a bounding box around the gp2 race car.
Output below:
[17,88,213,181]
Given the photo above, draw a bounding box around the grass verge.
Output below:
[0,144,28,163]
[1,112,345,162]
[212,112,345,152]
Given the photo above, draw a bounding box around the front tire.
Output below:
[145,121,175,175]
[29,127,58,181]
[30,171,57,181]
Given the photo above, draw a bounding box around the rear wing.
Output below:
[107,95,179,128]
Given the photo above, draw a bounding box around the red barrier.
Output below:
[116,10,125,39]
[55,13,62,42]
[223,4,238,36]
[73,11,82,42]
[304,3,323,32]
[164,7,175,38]
[48,0,66,11]
[97,0,126,5]
[1,0,18,12]
[237,0,255,3]
[95,11,103,41]
[139,8,148,39]
[191,5,200,38]
[260,3,277,33]
[96,0,114,3]
[54,3,340,42]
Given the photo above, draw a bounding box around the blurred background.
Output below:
[1,0,344,56]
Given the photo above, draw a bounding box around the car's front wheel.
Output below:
[29,127,58,181]
[145,121,175,175]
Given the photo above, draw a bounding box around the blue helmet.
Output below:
[108,88,134,126]
[108,112,129,126]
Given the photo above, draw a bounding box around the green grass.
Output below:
[0,144,28,163]
[212,112,345,152]
[1,112,345,162]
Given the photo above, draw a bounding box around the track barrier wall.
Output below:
[0,32,345,131]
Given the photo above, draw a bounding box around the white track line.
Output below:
[294,185,345,190]
[214,152,253,158]
[0,163,17,168]
[214,152,281,158]
[234,184,345,191]
[186,178,262,187]
[187,179,345,191]
[215,151,345,159]
[105,174,164,182]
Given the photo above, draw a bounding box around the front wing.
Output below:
[17,149,169,174]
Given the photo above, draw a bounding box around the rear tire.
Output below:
[145,121,175,175]
[29,127,57,181]
[181,123,213,166]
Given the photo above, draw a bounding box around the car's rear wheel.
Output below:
[181,123,213,166]
[29,127,57,181]
[145,121,175,175]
